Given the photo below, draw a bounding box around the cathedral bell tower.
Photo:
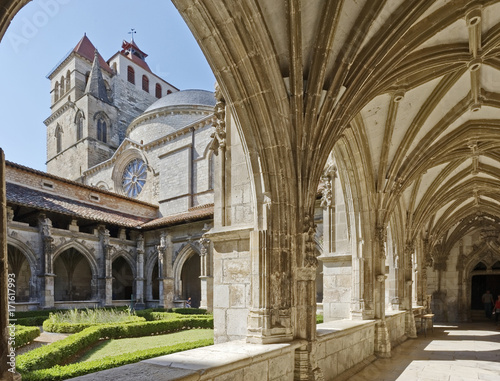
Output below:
[44,34,118,181]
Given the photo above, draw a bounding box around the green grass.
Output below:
[77,328,214,362]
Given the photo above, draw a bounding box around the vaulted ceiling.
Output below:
[169,0,500,253]
[2,0,500,253]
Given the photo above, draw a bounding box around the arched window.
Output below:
[76,113,84,141]
[155,83,162,98]
[56,125,63,153]
[97,118,107,143]
[127,66,135,84]
[142,75,149,92]
[84,71,90,86]
[60,76,65,94]
[66,70,71,91]
[54,81,60,102]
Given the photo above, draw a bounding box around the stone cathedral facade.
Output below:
[6,35,216,311]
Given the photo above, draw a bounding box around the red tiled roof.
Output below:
[141,204,214,229]
[73,34,113,74]
[6,161,158,208]
[119,51,152,73]
[7,183,150,228]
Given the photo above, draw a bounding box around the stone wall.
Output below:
[316,320,376,379]
[385,311,407,347]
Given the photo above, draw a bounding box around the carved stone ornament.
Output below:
[304,213,318,268]
[209,83,226,155]
[376,274,387,282]
[376,225,387,259]
[320,175,333,208]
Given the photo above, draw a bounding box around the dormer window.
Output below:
[142,75,149,92]
[127,66,135,84]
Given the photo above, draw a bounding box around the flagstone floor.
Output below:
[346,322,500,381]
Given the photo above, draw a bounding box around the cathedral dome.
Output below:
[145,89,216,112]
[127,89,215,145]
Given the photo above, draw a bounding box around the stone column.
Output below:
[374,225,391,358]
[135,234,145,309]
[1,149,21,380]
[157,232,174,309]
[38,214,55,309]
[98,226,113,306]
[198,231,213,312]
[404,241,417,339]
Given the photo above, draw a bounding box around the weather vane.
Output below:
[128,28,136,41]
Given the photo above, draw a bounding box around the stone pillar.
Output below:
[374,225,391,358]
[404,241,417,339]
[198,231,213,312]
[135,234,145,309]
[98,226,113,306]
[38,214,55,309]
[1,149,22,380]
[157,232,174,309]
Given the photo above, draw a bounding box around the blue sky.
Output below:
[0,0,215,171]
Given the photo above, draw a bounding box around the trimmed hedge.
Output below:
[14,326,41,349]
[43,316,146,333]
[172,307,207,315]
[316,315,323,324]
[20,338,213,381]
[17,316,214,373]
[16,316,48,327]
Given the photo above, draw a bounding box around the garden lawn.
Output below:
[77,328,214,362]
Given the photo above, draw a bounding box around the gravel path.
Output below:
[16,328,70,355]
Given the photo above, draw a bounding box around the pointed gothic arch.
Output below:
[460,241,500,320]
[6,242,36,302]
[53,247,94,301]
[93,111,110,143]
[55,124,63,153]
[112,255,135,300]
[173,244,200,303]
[145,249,160,301]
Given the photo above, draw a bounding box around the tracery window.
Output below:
[97,118,107,143]
[122,158,147,198]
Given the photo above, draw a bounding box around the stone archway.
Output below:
[7,244,32,302]
[173,244,200,306]
[180,253,201,308]
[53,248,93,301]
[112,256,134,300]
[461,244,500,322]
